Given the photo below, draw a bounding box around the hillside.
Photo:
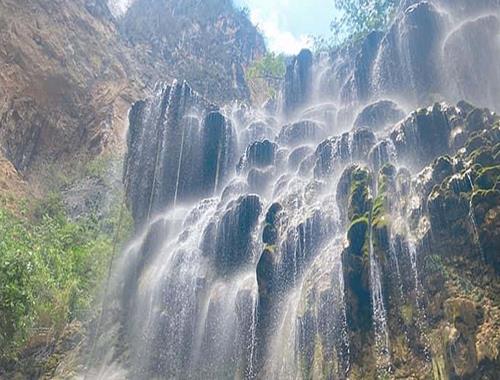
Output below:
[0,0,264,179]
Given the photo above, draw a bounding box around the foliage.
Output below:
[247,52,286,82]
[246,52,286,102]
[317,0,399,50]
[0,191,131,367]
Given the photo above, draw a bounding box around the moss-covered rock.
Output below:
[441,298,480,378]
[347,217,369,256]
[348,167,373,221]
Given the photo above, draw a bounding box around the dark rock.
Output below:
[278,120,325,147]
[466,108,493,133]
[282,49,313,117]
[354,100,405,131]
[210,195,262,273]
[368,139,396,173]
[313,133,351,178]
[431,156,454,184]
[390,103,453,169]
[456,100,475,116]
[124,82,237,226]
[238,139,277,173]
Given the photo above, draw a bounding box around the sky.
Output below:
[234,0,333,55]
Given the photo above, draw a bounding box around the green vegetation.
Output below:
[315,0,399,49]
[0,159,132,368]
[246,52,286,101]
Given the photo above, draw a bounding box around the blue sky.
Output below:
[234,0,333,54]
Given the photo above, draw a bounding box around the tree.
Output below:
[329,0,399,46]
[246,52,286,102]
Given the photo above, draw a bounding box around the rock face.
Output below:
[0,0,265,177]
[118,0,265,103]
[304,0,500,118]
[123,81,237,225]
[354,100,406,132]
[0,0,146,173]
[99,83,500,380]
[281,49,314,117]
[12,0,496,379]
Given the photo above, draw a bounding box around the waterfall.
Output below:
[90,1,500,378]
[368,216,392,374]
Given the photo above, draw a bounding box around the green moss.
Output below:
[348,216,369,255]
[471,189,500,208]
[263,244,277,254]
[348,167,372,220]
[475,165,500,190]
[401,303,414,325]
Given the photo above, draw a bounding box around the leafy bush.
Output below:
[315,0,399,50]
[246,52,286,101]
[0,194,130,366]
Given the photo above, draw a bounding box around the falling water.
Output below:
[368,219,392,374]
[92,1,500,378]
[466,173,486,261]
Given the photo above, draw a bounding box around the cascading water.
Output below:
[89,1,500,378]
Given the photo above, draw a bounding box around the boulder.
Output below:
[208,195,262,273]
[278,120,325,147]
[354,100,406,132]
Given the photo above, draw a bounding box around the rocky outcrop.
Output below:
[281,49,314,117]
[0,0,147,173]
[0,0,266,181]
[206,194,262,274]
[117,0,265,103]
[123,81,237,226]
[354,100,406,132]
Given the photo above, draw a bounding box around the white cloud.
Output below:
[107,0,134,17]
[249,8,312,55]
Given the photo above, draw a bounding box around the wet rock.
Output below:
[124,82,237,226]
[368,139,397,173]
[282,49,313,117]
[278,120,325,147]
[288,145,313,172]
[456,100,475,116]
[466,108,494,133]
[390,103,454,169]
[210,195,262,273]
[313,133,351,178]
[262,203,282,246]
[472,189,500,272]
[343,227,371,332]
[442,298,480,378]
[348,166,373,221]
[354,100,406,132]
[431,155,454,184]
[238,139,277,173]
[428,187,469,226]
[351,128,377,162]
[336,165,374,225]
